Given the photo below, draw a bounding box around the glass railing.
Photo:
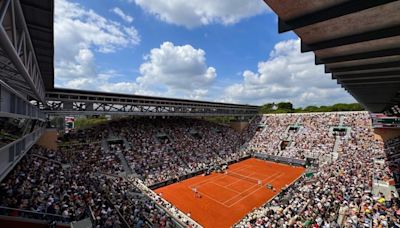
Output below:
[0,117,46,150]
[0,127,45,181]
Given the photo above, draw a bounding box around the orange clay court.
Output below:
[155,158,305,228]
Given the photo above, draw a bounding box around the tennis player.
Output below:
[193,187,201,198]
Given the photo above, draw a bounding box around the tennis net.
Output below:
[226,171,260,184]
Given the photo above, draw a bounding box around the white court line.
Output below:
[224,172,260,188]
[188,165,251,189]
[210,182,241,194]
[225,171,285,206]
[185,164,292,208]
[266,172,286,184]
[192,188,231,207]
[223,171,281,205]
[227,172,285,207]
[222,172,281,205]
[210,173,261,196]
[227,184,265,207]
[185,165,258,207]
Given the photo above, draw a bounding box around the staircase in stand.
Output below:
[115,148,134,176]
[339,114,345,127]
[122,138,131,150]
[329,115,347,163]
[103,126,138,177]
[331,136,341,162]
[295,116,302,125]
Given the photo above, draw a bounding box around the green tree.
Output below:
[303,106,319,112]
[259,103,276,113]
[277,102,293,111]
[259,102,364,114]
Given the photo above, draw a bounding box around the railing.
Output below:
[30,153,64,166]
[58,141,101,147]
[0,206,71,224]
[104,195,130,228]
[88,206,96,226]
[0,127,44,181]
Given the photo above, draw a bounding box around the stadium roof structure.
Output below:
[44,88,259,116]
[21,0,54,90]
[262,0,400,114]
[0,0,54,103]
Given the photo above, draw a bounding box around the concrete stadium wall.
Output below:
[36,128,58,150]
[374,128,400,141]
[230,121,249,132]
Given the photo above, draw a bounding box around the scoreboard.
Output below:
[64,116,75,133]
[371,113,400,128]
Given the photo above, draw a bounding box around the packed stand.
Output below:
[247,113,340,161]
[0,150,89,222]
[237,112,400,227]
[282,113,339,160]
[247,114,298,155]
[0,116,251,225]
[384,136,400,188]
[107,118,191,186]
[105,117,248,186]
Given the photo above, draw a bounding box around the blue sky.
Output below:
[53,0,355,107]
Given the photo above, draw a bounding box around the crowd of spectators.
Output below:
[247,114,298,155]
[237,112,400,227]
[0,144,186,227]
[35,142,124,175]
[0,116,252,226]
[283,113,339,160]
[104,117,250,186]
[132,177,200,227]
[247,113,342,162]
[1,113,399,227]
[384,136,400,188]
[0,151,89,222]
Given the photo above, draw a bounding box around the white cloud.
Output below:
[56,37,216,99]
[54,0,140,82]
[136,42,217,98]
[64,77,141,94]
[112,7,134,23]
[221,39,355,107]
[132,0,268,28]
[55,1,216,100]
